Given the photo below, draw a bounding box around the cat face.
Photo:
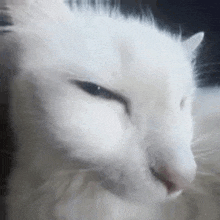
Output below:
[8,0,203,205]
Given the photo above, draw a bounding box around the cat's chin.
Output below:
[126,187,183,205]
[99,177,170,205]
[99,169,184,205]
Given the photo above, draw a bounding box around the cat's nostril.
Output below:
[150,163,197,194]
[150,167,178,193]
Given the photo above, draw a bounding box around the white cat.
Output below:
[2,0,219,219]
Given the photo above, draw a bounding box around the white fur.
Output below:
[2,1,219,220]
[164,88,220,220]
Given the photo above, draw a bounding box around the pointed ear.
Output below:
[182,32,204,53]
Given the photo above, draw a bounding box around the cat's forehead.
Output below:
[70,19,193,96]
[15,9,194,97]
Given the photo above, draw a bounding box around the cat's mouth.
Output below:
[150,167,177,194]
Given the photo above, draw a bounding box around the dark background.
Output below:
[0,0,220,217]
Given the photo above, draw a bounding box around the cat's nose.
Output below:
[150,161,197,194]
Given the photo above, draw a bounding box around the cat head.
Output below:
[6,0,204,204]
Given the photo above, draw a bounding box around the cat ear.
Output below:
[182,32,204,53]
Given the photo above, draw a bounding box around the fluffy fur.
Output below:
[1,0,219,219]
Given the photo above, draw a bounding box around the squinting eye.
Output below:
[74,80,130,114]
[180,97,186,109]
[74,81,115,99]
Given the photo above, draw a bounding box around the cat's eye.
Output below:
[180,97,186,109]
[75,81,114,99]
[74,80,130,114]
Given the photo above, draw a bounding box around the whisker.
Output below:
[198,62,220,67]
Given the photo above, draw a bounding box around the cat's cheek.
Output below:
[53,99,127,160]
[76,103,124,152]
